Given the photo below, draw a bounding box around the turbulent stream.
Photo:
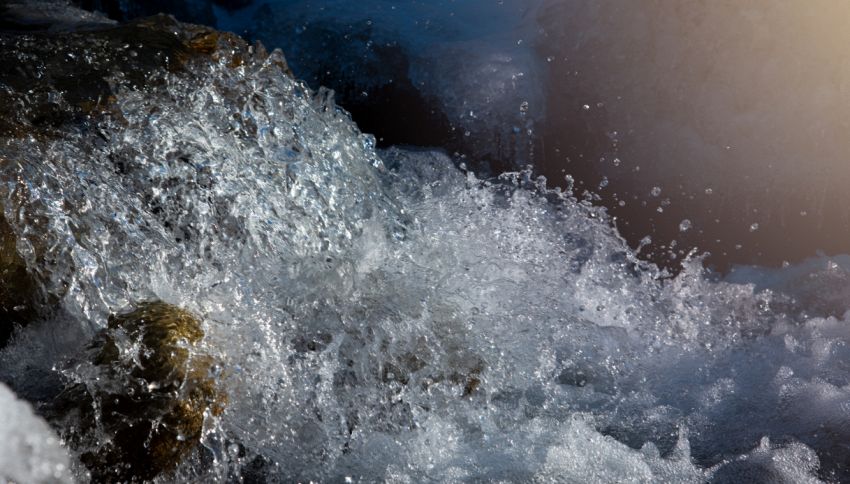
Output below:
[2,3,850,483]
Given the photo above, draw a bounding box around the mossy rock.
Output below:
[74,301,226,482]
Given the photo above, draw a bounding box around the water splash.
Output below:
[0,11,848,483]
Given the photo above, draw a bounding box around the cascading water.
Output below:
[1,3,850,483]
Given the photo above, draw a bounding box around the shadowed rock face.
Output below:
[0,12,273,140]
[0,177,70,347]
[59,302,225,482]
[0,214,37,346]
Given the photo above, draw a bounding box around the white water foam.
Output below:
[0,383,72,483]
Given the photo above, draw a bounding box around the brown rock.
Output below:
[73,301,226,482]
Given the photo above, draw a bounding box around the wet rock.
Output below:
[71,0,216,26]
[291,331,333,354]
[58,301,226,482]
[0,175,73,348]
[0,0,114,33]
[0,214,38,346]
[0,11,281,141]
[71,0,532,173]
[556,366,590,387]
[377,350,485,398]
[0,11,286,349]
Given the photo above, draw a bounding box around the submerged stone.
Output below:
[60,302,225,482]
[0,214,37,346]
[0,163,75,348]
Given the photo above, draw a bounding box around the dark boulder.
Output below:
[56,301,226,482]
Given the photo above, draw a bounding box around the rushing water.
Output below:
[1,3,850,483]
[177,0,850,271]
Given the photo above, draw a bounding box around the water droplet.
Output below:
[228,444,240,457]
[650,186,662,197]
[679,219,692,232]
[749,223,759,232]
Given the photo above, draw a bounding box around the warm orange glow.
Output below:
[537,1,850,269]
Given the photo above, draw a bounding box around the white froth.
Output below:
[0,383,72,484]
